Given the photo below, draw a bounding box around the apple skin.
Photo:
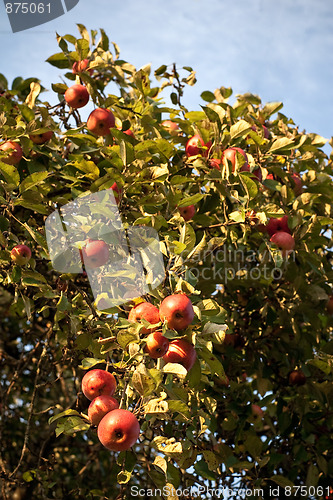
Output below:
[270,231,295,256]
[97,408,140,451]
[159,294,195,331]
[29,131,53,144]
[209,158,221,170]
[81,239,109,269]
[87,108,115,136]
[123,129,135,138]
[88,395,119,426]
[290,172,303,196]
[251,404,264,418]
[289,369,306,386]
[326,296,333,315]
[265,215,290,237]
[145,331,170,359]
[0,141,23,165]
[64,84,89,109]
[81,369,117,401]
[162,120,180,136]
[222,147,249,172]
[179,205,196,221]
[72,59,92,74]
[185,134,211,157]
[128,302,160,334]
[162,338,197,371]
[109,182,122,204]
[10,244,32,265]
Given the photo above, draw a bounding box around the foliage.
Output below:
[0,24,332,500]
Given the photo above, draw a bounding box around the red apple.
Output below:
[81,369,117,401]
[72,59,92,75]
[145,331,169,359]
[222,147,249,172]
[209,158,221,170]
[97,408,140,451]
[0,141,23,165]
[265,215,290,236]
[251,404,264,418]
[88,395,119,426]
[29,131,53,144]
[289,369,306,386]
[159,294,195,331]
[178,205,196,221]
[81,239,109,269]
[109,182,122,204]
[185,134,211,157]
[162,120,180,136]
[10,244,31,265]
[270,231,295,256]
[64,84,89,109]
[128,302,160,334]
[87,108,115,136]
[162,338,196,371]
[290,172,303,196]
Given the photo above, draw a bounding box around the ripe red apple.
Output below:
[29,131,53,144]
[290,172,303,196]
[64,84,89,109]
[97,408,140,451]
[162,338,196,371]
[326,295,333,315]
[178,205,196,221]
[128,302,160,334]
[159,294,195,331]
[81,369,117,401]
[222,147,249,172]
[289,369,306,386]
[162,120,180,136]
[109,182,122,204]
[10,244,31,265]
[185,134,211,157]
[265,215,290,236]
[209,158,221,170]
[87,108,115,136]
[72,59,92,74]
[0,141,23,165]
[81,239,109,269]
[270,231,295,256]
[88,395,119,426]
[145,331,169,358]
[251,404,264,418]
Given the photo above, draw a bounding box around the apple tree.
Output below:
[0,24,332,500]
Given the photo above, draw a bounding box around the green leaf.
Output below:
[201,91,216,102]
[75,38,89,60]
[194,459,217,481]
[19,171,49,194]
[117,331,139,349]
[79,358,106,370]
[178,193,204,208]
[270,475,294,488]
[51,83,68,94]
[179,223,196,254]
[239,173,258,199]
[0,161,20,188]
[48,409,80,425]
[46,52,69,69]
[198,347,226,379]
[184,111,206,122]
[230,120,252,140]
[262,101,283,117]
[23,223,48,251]
[269,137,295,153]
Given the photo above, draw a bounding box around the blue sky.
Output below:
[0,0,332,150]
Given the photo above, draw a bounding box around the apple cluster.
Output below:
[128,293,197,371]
[82,369,140,452]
